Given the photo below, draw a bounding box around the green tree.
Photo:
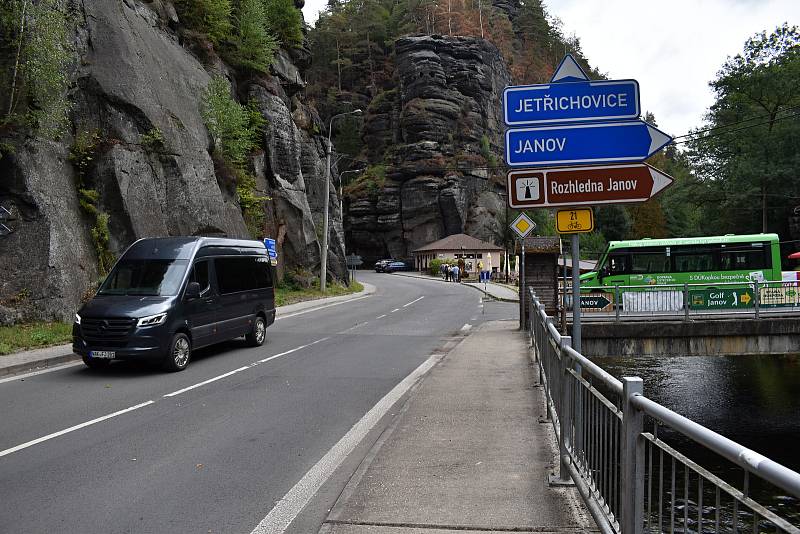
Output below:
[229,0,278,72]
[594,205,631,242]
[262,0,303,47]
[689,23,800,236]
[174,0,233,45]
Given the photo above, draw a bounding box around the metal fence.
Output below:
[529,288,800,534]
[558,280,800,321]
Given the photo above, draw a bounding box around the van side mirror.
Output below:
[599,266,610,279]
[185,282,201,299]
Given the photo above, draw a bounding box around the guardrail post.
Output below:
[621,377,644,534]
[615,285,621,323]
[550,335,574,486]
[683,283,689,322]
[754,280,760,319]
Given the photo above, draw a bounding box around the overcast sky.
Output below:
[302,0,799,137]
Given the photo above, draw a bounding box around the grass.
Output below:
[275,280,364,307]
[0,322,73,356]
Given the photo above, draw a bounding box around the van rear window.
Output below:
[215,257,272,294]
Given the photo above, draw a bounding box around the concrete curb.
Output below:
[0,282,377,378]
[393,272,519,303]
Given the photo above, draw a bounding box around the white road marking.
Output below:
[276,295,371,320]
[402,296,424,307]
[375,314,387,320]
[390,308,400,313]
[0,338,332,458]
[0,361,83,384]
[249,351,443,534]
[163,367,250,397]
[0,401,155,458]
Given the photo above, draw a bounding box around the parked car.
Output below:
[385,261,409,273]
[374,259,394,272]
[73,237,276,372]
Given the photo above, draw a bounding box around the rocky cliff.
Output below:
[346,35,511,264]
[0,0,346,324]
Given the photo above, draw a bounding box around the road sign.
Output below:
[504,79,640,127]
[581,293,613,311]
[263,238,277,258]
[689,288,755,309]
[510,213,536,239]
[550,53,590,83]
[346,254,363,267]
[505,120,673,167]
[507,163,674,208]
[556,208,594,234]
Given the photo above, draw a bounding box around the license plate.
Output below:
[90,351,115,359]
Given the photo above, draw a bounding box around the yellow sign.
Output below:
[510,213,536,238]
[556,208,594,233]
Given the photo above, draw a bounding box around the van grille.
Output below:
[81,317,135,347]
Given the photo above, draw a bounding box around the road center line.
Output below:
[402,296,424,307]
[0,401,155,458]
[375,314,387,319]
[390,308,400,313]
[249,351,443,534]
[163,367,250,397]
[276,295,371,320]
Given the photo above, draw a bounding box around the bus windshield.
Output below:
[98,259,188,296]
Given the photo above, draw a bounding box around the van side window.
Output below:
[189,261,210,293]
[215,257,273,294]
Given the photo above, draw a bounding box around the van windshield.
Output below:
[98,259,188,296]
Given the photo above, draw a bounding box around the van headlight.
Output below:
[137,313,167,327]
[74,313,81,325]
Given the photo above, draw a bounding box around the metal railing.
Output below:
[559,280,800,321]
[529,288,800,534]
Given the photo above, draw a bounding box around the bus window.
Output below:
[719,243,771,271]
[672,246,714,273]
[608,253,630,275]
[631,247,669,274]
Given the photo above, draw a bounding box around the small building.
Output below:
[516,236,560,326]
[413,234,504,275]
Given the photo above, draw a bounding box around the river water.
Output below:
[599,352,800,527]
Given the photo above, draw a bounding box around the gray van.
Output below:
[73,237,276,371]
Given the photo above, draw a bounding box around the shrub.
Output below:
[429,258,445,276]
[201,76,265,167]
[140,127,165,151]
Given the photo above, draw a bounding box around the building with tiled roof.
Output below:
[412,234,503,274]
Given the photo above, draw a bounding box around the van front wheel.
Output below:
[164,333,191,371]
[246,316,267,347]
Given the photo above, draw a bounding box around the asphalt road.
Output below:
[0,272,516,534]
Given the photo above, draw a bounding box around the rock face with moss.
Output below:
[0,0,345,323]
[346,35,511,264]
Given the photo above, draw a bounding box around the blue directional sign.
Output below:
[263,238,277,259]
[505,120,673,167]
[504,79,640,126]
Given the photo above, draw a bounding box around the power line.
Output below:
[672,110,800,146]
[671,104,800,141]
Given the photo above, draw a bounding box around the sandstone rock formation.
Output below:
[346,35,512,264]
[0,0,345,323]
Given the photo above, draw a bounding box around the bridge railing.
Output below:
[558,280,800,321]
[529,288,800,534]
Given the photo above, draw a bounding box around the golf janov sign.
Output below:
[507,163,673,208]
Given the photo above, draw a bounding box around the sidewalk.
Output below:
[319,321,593,533]
[0,282,376,378]
[395,271,520,302]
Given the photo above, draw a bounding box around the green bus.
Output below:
[580,234,782,289]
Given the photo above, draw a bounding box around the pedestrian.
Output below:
[452,264,460,283]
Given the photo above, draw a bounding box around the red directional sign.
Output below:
[507,163,673,208]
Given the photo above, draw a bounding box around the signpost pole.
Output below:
[571,234,581,353]
[521,239,527,331]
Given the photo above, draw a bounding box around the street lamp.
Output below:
[321,108,362,292]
